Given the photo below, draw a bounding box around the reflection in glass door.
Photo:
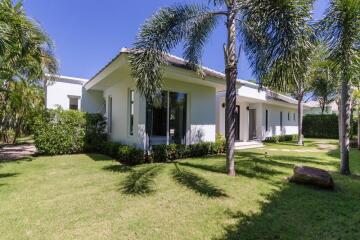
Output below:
[169,92,187,144]
[146,91,187,146]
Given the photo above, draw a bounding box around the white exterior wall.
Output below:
[216,92,299,141]
[261,104,298,140]
[47,80,84,110]
[103,74,216,149]
[46,77,105,114]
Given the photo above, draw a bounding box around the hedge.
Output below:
[99,141,145,165]
[151,140,226,162]
[99,140,226,165]
[303,114,339,139]
[263,134,298,143]
[33,109,107,155]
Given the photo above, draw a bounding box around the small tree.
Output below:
[241,0,315,145]
[320,0,360,175]
[310,58,338,114]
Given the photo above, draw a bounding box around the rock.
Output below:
[288,165,334,190]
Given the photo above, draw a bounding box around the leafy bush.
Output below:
[264,134,297,143]
[100,141,123,158]
[100,141,145,165]
[151,139,226,162]
[303,114,338,139]
[118,145,145,165]
[33,109,106,155]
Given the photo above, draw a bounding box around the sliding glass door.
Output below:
[146,91,187,146]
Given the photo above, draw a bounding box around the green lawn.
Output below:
[0,139,359,239]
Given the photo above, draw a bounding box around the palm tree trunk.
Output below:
[337,98,342,149]
[225,1,238,176]
[297,94,304,145]
[340,79,351,175]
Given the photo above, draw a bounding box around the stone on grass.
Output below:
[288,165,334,190]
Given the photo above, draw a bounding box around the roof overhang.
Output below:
[84,49,230,91]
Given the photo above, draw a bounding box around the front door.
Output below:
[249,109,256,140]
[235,105,240,141]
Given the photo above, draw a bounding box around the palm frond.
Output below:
[129,4,218,101]
[240,0,315,92]
[318,0,360,85]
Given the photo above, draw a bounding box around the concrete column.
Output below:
[256,103,263,140]
[239,102,249,141]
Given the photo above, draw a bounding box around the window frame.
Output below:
[265,109,269,132]
[107,95,112,133]
[129,90,135,136]
[68,95,80,111]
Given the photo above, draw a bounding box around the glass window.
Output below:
[288,112,290,121]
[293,113,296,121]
[169,92,187,144]
[146,92,168,139]
[265,110,269,132]
[146,91,187,145]
[280,111,283,129]
[69,96,79,110]
[108,96,112,133]
[129,90,135,135]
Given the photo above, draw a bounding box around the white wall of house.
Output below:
[102,71,217,149]
[216,92,299,141]
[261,104,298,139]
[46,78,85,110]
[46,76,105,114]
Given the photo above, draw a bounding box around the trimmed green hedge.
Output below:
[303,114,338,139]
[100,141,145,165]
[151,140,226,162]
[263,134,298,143]
[33,109,107,155]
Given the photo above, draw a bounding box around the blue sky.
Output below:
[24,0,329,80]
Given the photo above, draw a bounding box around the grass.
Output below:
[0,139,359,239]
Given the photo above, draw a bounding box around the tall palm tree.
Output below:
[0,0,58,142]
[241,0,315,146]
[320,0,360,175]
[130,1,242,176]
[129,0,316,175]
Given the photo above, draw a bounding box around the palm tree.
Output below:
[0,0,58,142]
[319,0,360,175]
[129,0,316,175]
[129,1,242,176]
[241,0,315,146]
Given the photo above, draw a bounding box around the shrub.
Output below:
[151,140,226,162]
[118,145,145,165]
[264,134,297,143]
[33,109,106,155]
[303,114,338,139]
[100,141,123,158]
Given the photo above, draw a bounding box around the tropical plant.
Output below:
[353,88,360,150]
[129,0,319,175]
[310,57,338,114]
[319,0,360,175]
[241,0,315,146]
[0,0,58,143]
[129,1,243,176]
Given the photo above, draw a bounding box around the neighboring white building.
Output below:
[46,75,105,113]
[46,47,305,149]
[304,100,338,115]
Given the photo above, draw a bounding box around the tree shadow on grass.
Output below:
[217,176,360,240]
[0,173,18,178]
[179,159,284,181]
[120,164,163,196]
[102,164,133,173]
[171,163,228,198]
[86,153,114,161]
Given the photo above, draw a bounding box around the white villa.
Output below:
[46,48,303,150]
